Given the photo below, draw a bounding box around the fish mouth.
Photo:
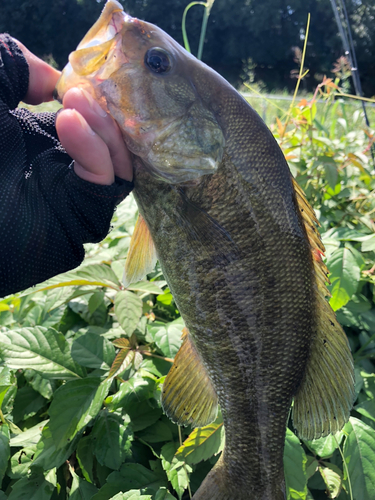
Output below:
[54,0,132,102]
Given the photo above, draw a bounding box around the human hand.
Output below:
[15,40,133,184]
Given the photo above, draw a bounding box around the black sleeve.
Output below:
[0,35,134,297]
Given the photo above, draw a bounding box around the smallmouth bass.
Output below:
[55,2,355,499]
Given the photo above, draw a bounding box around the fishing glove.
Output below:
[0,34,133,298]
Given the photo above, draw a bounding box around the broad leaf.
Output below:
[319,464,342,499]
[327,246,360,311]
[69,468,98,499]
[49,378,111,448]
[32,425,77,470]
[108,491,152,500]
[0,327,85,379]
[148,322,183,359]
[0,425,10,487]
[154,489,177,500]
[115,291,143,336]
[284,429,308,500]
[127,281,164,295]
[343,417,375,500]
[7,473,55,500]
[10,420,49,448]
[175,414,224,465]
[72,332,115,370]
[76,436,95,484]
[12,386,47,423]
[161,442,191,500]
[106,376,154,412]
[91,409,133,470]
[304,432,344,458]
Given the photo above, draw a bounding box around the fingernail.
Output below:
[80,88,108,117]
[75,109,96,136]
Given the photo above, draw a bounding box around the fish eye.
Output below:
[144,48,171,74]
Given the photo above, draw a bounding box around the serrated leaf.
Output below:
[0,425,10,487]
[106,376,154,411]
[112,338,130,349]
[284,429,308,500]
[148,323,182,359]
[107,349,133,379]
[319,464,342,498]
[115,291,143,336]
[7,474,55,500]
[161,442,191,500]
[72,332,115,370]
[69,467,98,499]
[327,247,360,311]
[77,264,121,289]
[175,414,224,465]
[91,409,132,470]
[343,417,375,500]
[0,327,85,379]
[49,378,111,449]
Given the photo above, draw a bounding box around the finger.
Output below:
[62,87,133,181]
[13,38,60,105]
[56,109,115,185]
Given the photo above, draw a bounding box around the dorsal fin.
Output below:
[291,176,355,440]
[162,328,218,427]
[123,213,157,287]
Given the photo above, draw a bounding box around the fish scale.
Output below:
[55,2,355,498]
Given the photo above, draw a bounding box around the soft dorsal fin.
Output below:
[291,176,355,440]
[162,328,218,428]
[123,213,157,287]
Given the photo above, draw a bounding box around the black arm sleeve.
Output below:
[0,35,134,297]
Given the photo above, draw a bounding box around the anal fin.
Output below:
[162,328,218,428]
[123,213,157,287]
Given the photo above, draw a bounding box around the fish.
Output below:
[55,1,355,498]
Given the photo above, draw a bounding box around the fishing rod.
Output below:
[329,0,375,164]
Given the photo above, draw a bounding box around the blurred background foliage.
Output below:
[0,0,375,96]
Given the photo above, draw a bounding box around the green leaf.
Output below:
[161,442,191,500]
[10,419,49,448]
[77,264,121,289]
[318,464,342,499]
[137,419,173,443]
[32,425,77,470]
[106,376,154,412]
[323,161,338,190]
[12,386,47,423]
[8,474,55,500]
[327,246,360,311]
[76,436,95,483]
[92,464,167,500]
[108,491,152,500]
[284,429,308,500]
[126,281,164,295]
[9,446,36,479]
[0,424,10,487]
[49,378,111,449]
[343,417,375,500]
[72,332,115,370]
[69,468,98,499]
[91,409,132,470]
[148,322,183,359]
[304,432,344,458]
[354,399,375,423]
[175,413,224,465]
[24,370,55,400]
[154,489,177,500]
[115,291,143,336]
[126,400,163,432]
[0,327,85,379]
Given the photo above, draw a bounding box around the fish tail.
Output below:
[192,455,286,500]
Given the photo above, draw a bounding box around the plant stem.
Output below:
[0,408,6,425]
[141,351,174,363]
[197,3,210,60]
[334,434,353,500]
[182,2,206,53]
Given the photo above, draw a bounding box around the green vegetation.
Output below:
[1,79,374,499]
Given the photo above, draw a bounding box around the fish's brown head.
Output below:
[55,0,225,184]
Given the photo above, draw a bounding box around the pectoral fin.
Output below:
[162,328,218,427]
[123,214,157,287]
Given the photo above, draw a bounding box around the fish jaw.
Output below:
[54,0,225,184]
